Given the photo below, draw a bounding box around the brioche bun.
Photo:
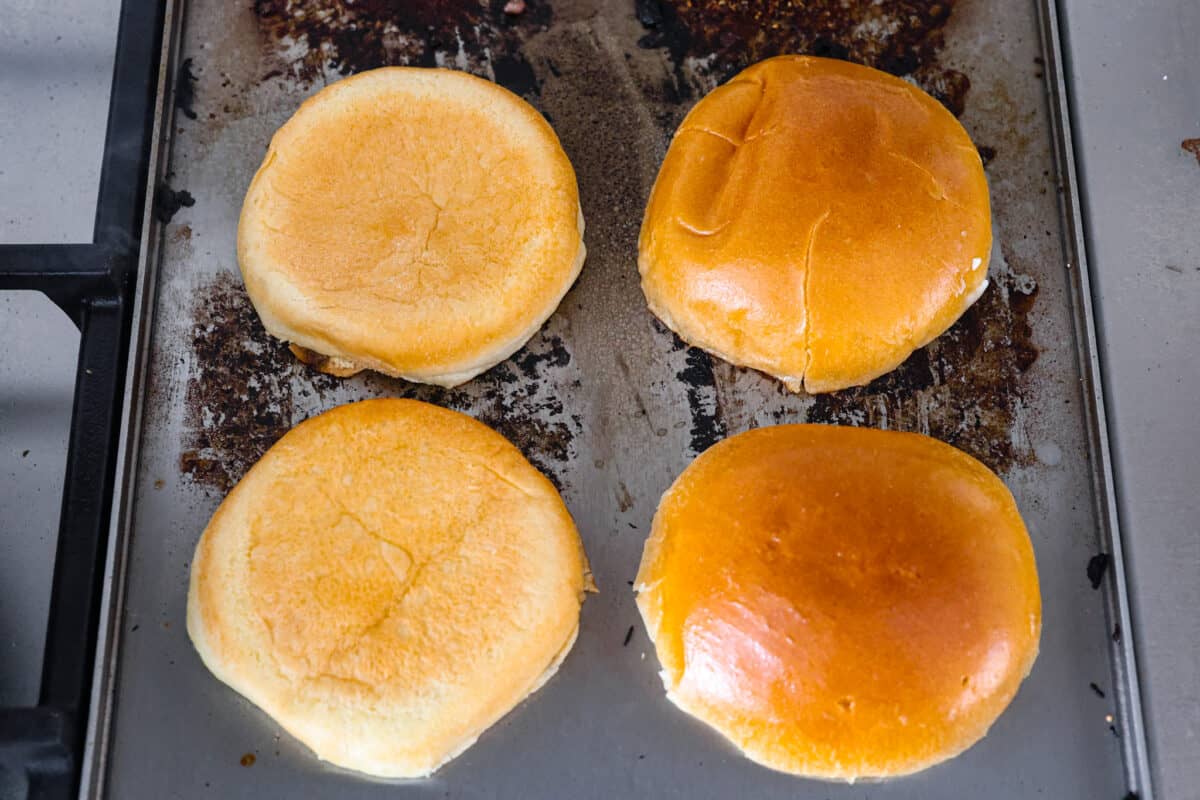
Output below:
[636,424,1040,780]
[639,56,991,393]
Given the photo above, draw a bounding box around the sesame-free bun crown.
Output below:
[639,56,992,393]
[238,68,586,386]
[187,399,590,777]
[636,424,1040,780]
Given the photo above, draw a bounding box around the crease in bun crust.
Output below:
[635,424,1041,780]
[187,399,592,778]
[638,56,992,393]
[238,68,586,387]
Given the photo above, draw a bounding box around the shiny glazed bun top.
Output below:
[639,56,992,393]
[636,424,1040,780]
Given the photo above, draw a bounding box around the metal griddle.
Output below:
[81,0,1151,797]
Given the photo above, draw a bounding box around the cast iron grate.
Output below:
[0,2,165,797]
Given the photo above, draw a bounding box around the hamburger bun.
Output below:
[635,424,1040,780]
[187,399,591,777]
[639,56,992,393]
[238,68,586,387]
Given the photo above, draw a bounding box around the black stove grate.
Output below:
[0,2,166,797]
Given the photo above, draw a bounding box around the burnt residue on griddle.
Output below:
[1087,552,1110,589]
[180,272,338,493]
[253,0,550,95]
[656,324,727,453]
[176,57,198,120]
[677,347,727,453]
[647,264,1040,473]
[808,267,1040,474]
[492,53,542,98]
[977,144,997,166]
[512,336,571,379]
[636,0,971,116]
[917,66,971,118]
[636,0,666,29]
[368,335,582,489]
[154,185,195,224]
[180,273,580,492]
[616,481,634,512]
[1183,138,1200,166]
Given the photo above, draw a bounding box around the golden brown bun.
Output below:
[238,68,586,387]
[636,424,1040,780]
[187,399,591,778]
[639,56,991,393]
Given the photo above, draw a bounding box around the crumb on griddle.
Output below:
[154,184,195,224]
[1182,138,1200,166]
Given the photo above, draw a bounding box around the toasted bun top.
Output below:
[238,68,585,387]
[187,399,589,778]
[636,424,1040,780]
[639,56,991,393]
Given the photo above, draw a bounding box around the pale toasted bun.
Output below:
[187,399,591,778]
[639,56,992,393]
[636,424,1040,780]
[238,68,586,387]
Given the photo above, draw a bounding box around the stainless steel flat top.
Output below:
[97,0,1129,797]
[1059,1,1200,796]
